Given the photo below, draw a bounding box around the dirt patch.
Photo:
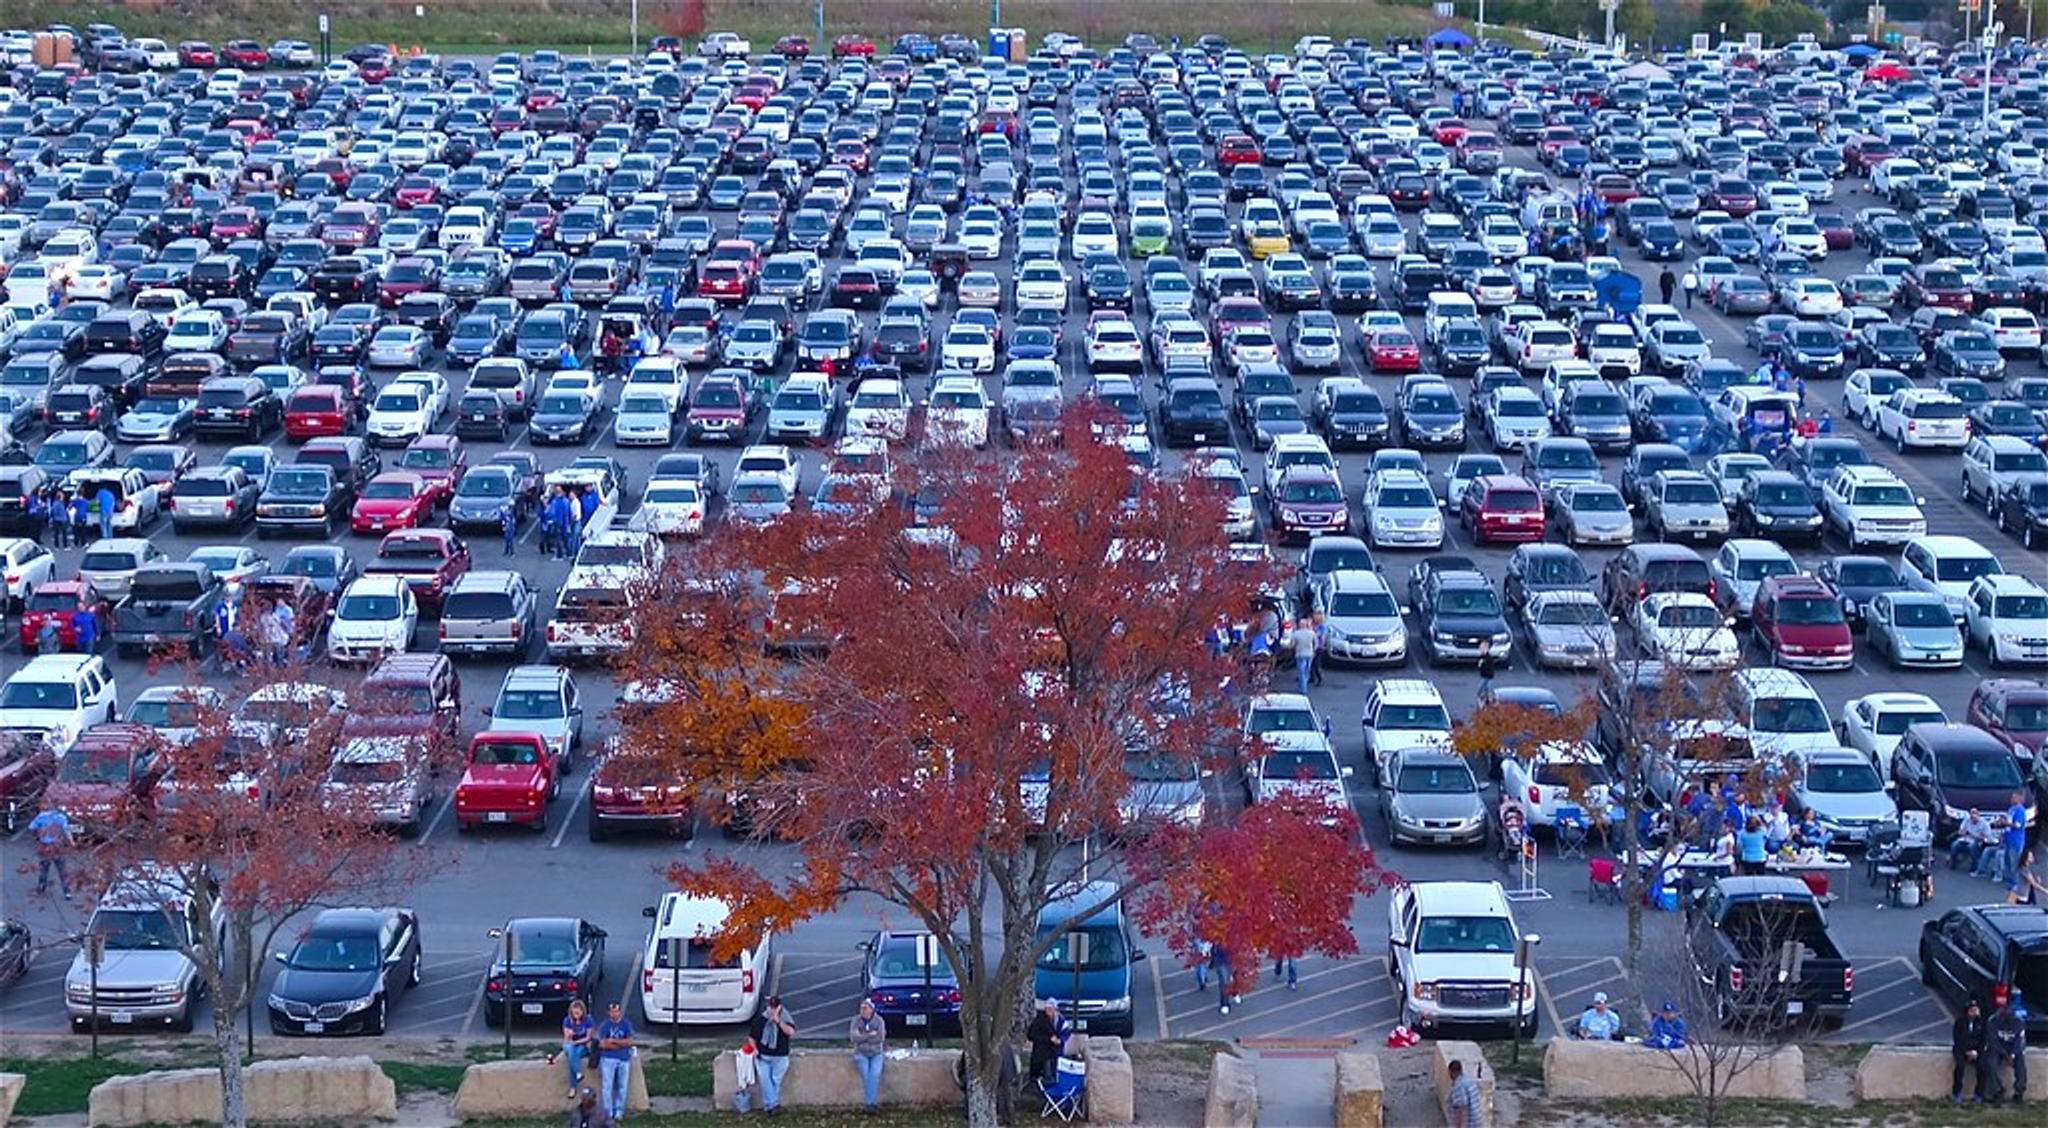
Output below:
[1128,1039,1219,1125]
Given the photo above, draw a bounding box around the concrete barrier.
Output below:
[1079,1035,1135,1124]
[709,1048,961,1110]
[0,1072,24,1125]
[1202,1051,1257,1128]
[1542,1039,1805,1100]
[1432,1041,1495,1127]
[1335,1052,1384,1128]
[1854,1044,2048,1101]
[89,1056,397,1127]
[451,1056,649,1120]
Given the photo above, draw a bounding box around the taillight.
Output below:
[1706,579,1718,601]
[642,969,654,994]
[486,978,503,993]
[1528,787,1541,806]
[1728,966,1744,993]
[1637,581,1648,599]
[1842,967,1853,993]
[742,968,756,994]
[562,978,578,994]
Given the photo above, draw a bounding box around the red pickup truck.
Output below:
[45,724,163,834]
[454,732,560,833]
[364,529,471,614]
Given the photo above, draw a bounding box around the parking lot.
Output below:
[1,25,2046,1055]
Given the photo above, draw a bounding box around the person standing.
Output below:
[849,998,886,1113]
[1475,639,1499,698]
[1956,998,1992,1104]
[1309,612,1327,687]
[501,502,519,556]
[35,615,59,657]
[741,995,796,1114]
[545,488,574,561]
[577,484,600,531]
[72,603,97,655]
[48,488,70,547]
[1026,999,1066,1085]
[68,490,89,544]
[1659,266,1676,305]
[1737,816,1770,875]
[559,998,595,1098]
[2009,848,2047,906]
[24,488,45,545]
[2004,792,2030,882]
[94,483,115,541]
[1290,616,1316,695]
[1988,992,2028,1104]
[1682,269,1699,308]
[27,800,72,898]
[1272,952,1298,990]
[1446,1058,1482,1128]
[594,1001,635,1123]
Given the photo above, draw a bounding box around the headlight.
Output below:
[68,983,91,1001]
[344,993,380,1013]
[1433,630,1456,643]
[268,993,290,1010]
[1107,995,1132,1013]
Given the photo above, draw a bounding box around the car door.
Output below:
[378,914,405,997]
[579,919,607,985]
[1893,735,1931,808]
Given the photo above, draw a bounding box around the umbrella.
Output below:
[1864,61,1909,81]
[1427,28,1473,47]
[1839,42,1882,57]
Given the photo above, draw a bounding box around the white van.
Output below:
[639,893,771,1025]
[1734,668,1836,759]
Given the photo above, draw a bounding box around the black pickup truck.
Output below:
[1685,875,1853,1029]
[112,563,226,659]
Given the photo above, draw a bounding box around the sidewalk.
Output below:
[1249,1046,1337,1128]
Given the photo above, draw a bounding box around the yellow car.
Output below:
[1245,224,1292,260]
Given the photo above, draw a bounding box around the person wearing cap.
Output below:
[565,1084,613,1128]
[1574,992,1621,1040]
[740,994,797,1114]
[1646,1000,1688,1049]
[1026,998,1066,1085]
[594,1001,635,1122]
[1955,998,1992,1103]
[1988,990,2028,1104]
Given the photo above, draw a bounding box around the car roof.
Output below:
[1407,880,1511,916]
[1372,679,1445,705]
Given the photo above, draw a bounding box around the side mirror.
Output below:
[642,906,657,919]
[274,951,289,964]
[1389,935,1409,948]
[1131,948,1148,962]
[1341,765,1356,779]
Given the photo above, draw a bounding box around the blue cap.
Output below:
[1660,999,1679,1012]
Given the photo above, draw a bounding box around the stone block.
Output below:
[89,1056,396,1126]
[709,1048,961,1110]
[1854,1044,2048,1101]
[1202,1051,1257,1128]
[0,1072,22,1126]
[1080,1035,1135,1124]
[1334,1051,1384,1128]
[1542,1038,1804,1100]
[1432,1040,1494,1126]
[452,1055,648,1120]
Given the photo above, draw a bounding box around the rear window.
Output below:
[1488,489,1540,511]
[1645,560,1711,587]
[443,591,515,619]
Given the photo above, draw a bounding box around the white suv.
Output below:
[1362,680,1453,781]
[1964,575,2048,667]
[1875,388,1969,450]
[1900,535,2005,621]
[1820,466,1927,549]
[1962,434,2048,508]
[0,654,119,753]
[1387,881,1536,1037]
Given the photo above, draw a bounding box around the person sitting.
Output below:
[1792,809,1834,854]
[1817,410,1834,435]
[1646,999,1688,1049]
[1575,992,1622,1040]
[1951,809,1996,871]
[1763,803,1793,853]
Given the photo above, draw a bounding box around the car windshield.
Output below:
[287,928,383,972]
[495,689,565,720]
[1752,697,1830,733]
[1538,446,1597,470]
[1280,479,1342,504]
[1249,706,1319,734]
[1778,596,1845,626]
[1414,916,1516,954]
[1808,761,1884,793]
[1663,482,1720,505]
[733,481,788,504]
[1570,490,1624,513]
[577,544,642,567]
[79,551,139,572]
[1378,704,1451,730]
[1329,591,1397,618]
[506,921,580,969]
[1737,557,1796,581]
[459,474,509,497]
[1996,595,2048,619]
[92,909,183,952]
[1935,752,2024,789]
[1875,709,1947,735]
[1397,765,1475,793]
[0,679,77,709]
[1935,556,2001,582]
[361,480,416,501]
[1538,602,1607,626]
[1037,925,1126,972]
[1378,486,1434,509]
[1658,603,1723,629]
[337,594,400,620]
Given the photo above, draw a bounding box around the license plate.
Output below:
[304,1021,325,1033]
[1785,1000,1804,1016]
[1071,1018,1088,1031]
[522,1003,544,1015]
[905,1013,928,1026]
[1193,433,1208,442]
[687,982,709,994]
[1434,834,1452,844]
[112,1011,133,1024]
[486,811,508,823]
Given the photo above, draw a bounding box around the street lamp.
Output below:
[1511,932,1542,1064]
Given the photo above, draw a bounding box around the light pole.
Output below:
[1985,22,2002,130]
[1478,0,1487,45]
[1510,932,1542,1064]
[630,0,639,56]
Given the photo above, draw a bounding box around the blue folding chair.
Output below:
[1554,804,1589,860]
[1039,1057,1086,1121]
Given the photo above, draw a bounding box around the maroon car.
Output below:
[1968,678,2048,760]
[686,372,755,443]
[1266,465,1349,541]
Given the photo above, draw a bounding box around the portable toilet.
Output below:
[1008,29,1029,62]
[989,27,1007,59]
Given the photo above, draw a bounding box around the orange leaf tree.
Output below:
[618,424,1388,1126]
[68,665,425,1128]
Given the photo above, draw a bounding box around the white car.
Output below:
[326,576,419,664]
[613,392,678,446]
[940,324,997,373]
[1819,466,1927,550]
[1876,388,1969,450]
[1631,592,1740,670]
[1085,319,1144,371]
[1015,262,1070,311]
[735,445,800,498]
[1900,534,2004,620]
[1778,277,1844,317]
[1242,693,1350,810]
[0,537,56,608]
[1501,741,1611,828]
[640,892,770,1024]
[844,378,911,441]
[1069,212,1120,259]
[164,311,229,354]
[65,266,126,303]
[0,654,118,760]
[925,376,991,449]
[1360,679,1453,779]
[1386,881,1537,1036]
[1837,692,1947,777]
[1963,575,2048,667]
[1364,471,1444,549]
[365,385,435,446]
[631,477,707,537]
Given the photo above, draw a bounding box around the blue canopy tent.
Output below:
[1428,28,1474,48]
[1838,43,1882,57]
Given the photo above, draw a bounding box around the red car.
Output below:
[830,140,870,174]
[222,40,270,68]
[686,373,754,443]
[1460,475,1547,544]
[363,528,471,612]
[1210,296,1270,338]
[698,262,752,305]
[1266,466,1349,540]
[395,434,467,507]
[210,207,263,241]
[1366,328,1422,373]
[378,256,441,307]
[1903,265,1972,311]
[1217,134,1262,168]
[1750,575,1854,670]
[18,581,112,655]
[588,751,691,840]
[455,732,559,832]
[45,724,162,833]
[773,35,812,58]
[393,177,441,209]
[1709,178,1759,217]
[177,41,217,67]
[1591,173,1638,206]
[285,386,354,441]
[351,472,436,536]
[1432,118,1471,146]
[357,57,390,84]
[1967,679,2048,760]
[832,34,876,57]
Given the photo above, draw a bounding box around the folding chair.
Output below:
[1554,805,1589,860]
[1587,857,1622,905]
[1039,1057,1086,1122]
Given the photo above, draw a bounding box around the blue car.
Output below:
[860,931,962,1036]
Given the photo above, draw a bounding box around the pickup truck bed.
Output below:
[1688,875,1853,1028]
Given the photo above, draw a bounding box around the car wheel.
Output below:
[1962,473,1974,502]
[408,952,422,989]
[2027,524,2039,549]
[171,1004,195,1034]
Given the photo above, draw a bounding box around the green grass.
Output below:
[11,0,1438,56]
[377,1059,470,1095]
[0,1055,155,1117]
[641,1046,719,1098]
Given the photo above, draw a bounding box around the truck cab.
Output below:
[454,731,560,833]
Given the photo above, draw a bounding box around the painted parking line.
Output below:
[549,775,591,850]
[418,791,457,843]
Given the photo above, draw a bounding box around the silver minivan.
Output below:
[438,570,538,658]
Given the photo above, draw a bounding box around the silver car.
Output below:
[765,378,833,443]
[1865,590,1967,668]
[76,538,167,601]
[1643,470,1730,543]
[1520,590,1617,670]
[1553,482,1635,546]
[1117,754,1209,828]
[322,734,433,835]
[1376,749,1487,846]
[729,471,794,524]
[1790,749,1896,847]
[613,391,677,446]
[1313,568,1407,666]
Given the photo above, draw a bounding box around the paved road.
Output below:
[0,54,2031,1052]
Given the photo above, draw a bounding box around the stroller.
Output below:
[1865,810,1933,908]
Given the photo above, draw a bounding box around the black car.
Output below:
[859,930,963,1036]
[1855,323,1925,374]
[192,376,284,441]
[1812,554,1910,627]
[1779,322,1846,381]
[1315,383,1391,450]
[1159,376,1229,448]
[1412,565,1512,667]
[1994,473,2048,549]
[1918,905,2048,1039]
[483,916,607,1026]
[1931,331,2007,383]
[1732,470,1823,543]
[1085,264,1134,311]
[528,390,605,445]
[1600,543,1713,616]
[267,907,421,1036]
[256,464,349,536]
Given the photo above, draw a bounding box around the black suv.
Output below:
[1158,377,1230,448]
[1600,543,1714,617]
[1733,471,1823,542]
[1994,473,2048,548]
[82,310,166,360]
[192,376,284,440]
[256,463,348,537]
[187,254,251,302]
[1408,559,1512,668]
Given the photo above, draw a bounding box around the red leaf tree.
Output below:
[619,417,1390,1126]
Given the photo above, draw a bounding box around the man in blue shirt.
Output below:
[1575,991,1621,1040]
[94,485,116,541]
[1646,999,1688,1048]
[545,489,575,561]
[2003,792,2030,881]
[594,1001,635,1122]
[27,801,72,898]
[69,493,90,543]
[72,605,97,654]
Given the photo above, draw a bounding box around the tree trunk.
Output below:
[212,995,247,1128]
[964,1065,1002,1128]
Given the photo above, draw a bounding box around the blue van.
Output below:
[1032,881,1144,1037]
